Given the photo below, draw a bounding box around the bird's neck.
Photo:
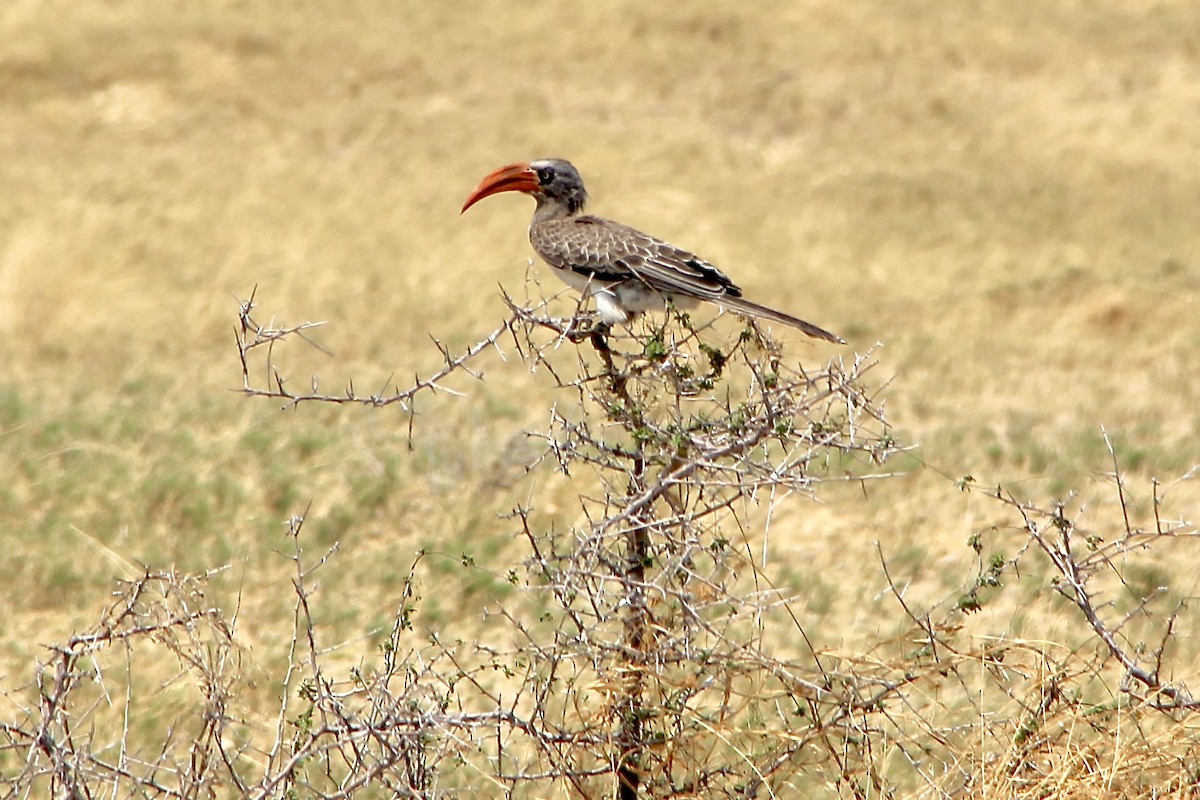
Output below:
[532,196,582,224]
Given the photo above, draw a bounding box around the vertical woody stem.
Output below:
[617,450,649,800]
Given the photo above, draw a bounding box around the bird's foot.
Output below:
[565,314,610,343]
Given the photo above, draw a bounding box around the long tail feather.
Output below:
[716,297,844,344]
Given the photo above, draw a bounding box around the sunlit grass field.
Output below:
[2,0,1198,786]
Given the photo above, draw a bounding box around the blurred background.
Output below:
[1,0,1197,698]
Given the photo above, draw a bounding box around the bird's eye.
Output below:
[536,167,555,185]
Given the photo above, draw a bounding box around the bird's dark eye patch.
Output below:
[536,167,555,185]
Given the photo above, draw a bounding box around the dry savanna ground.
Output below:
[1,0,1198,795]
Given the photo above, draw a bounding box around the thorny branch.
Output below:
[989,433,1200,710]
[234,287,516,442]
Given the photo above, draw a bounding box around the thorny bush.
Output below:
[1,287,1197,799]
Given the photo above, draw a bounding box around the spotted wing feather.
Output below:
[529,214,844,343]
[531,216,741,299]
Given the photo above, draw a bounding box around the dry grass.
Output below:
[1,0,1198,795]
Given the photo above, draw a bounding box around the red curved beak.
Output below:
[460,162,540,214]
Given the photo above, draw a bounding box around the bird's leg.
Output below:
[564,312,608,343]
[581,322,631,397]
[587,322,613,356]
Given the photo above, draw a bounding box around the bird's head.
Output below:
[460,158,588,216]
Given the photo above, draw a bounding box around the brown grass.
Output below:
[1,0,1198,795]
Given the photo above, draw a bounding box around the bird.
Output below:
[460,158,843,344]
